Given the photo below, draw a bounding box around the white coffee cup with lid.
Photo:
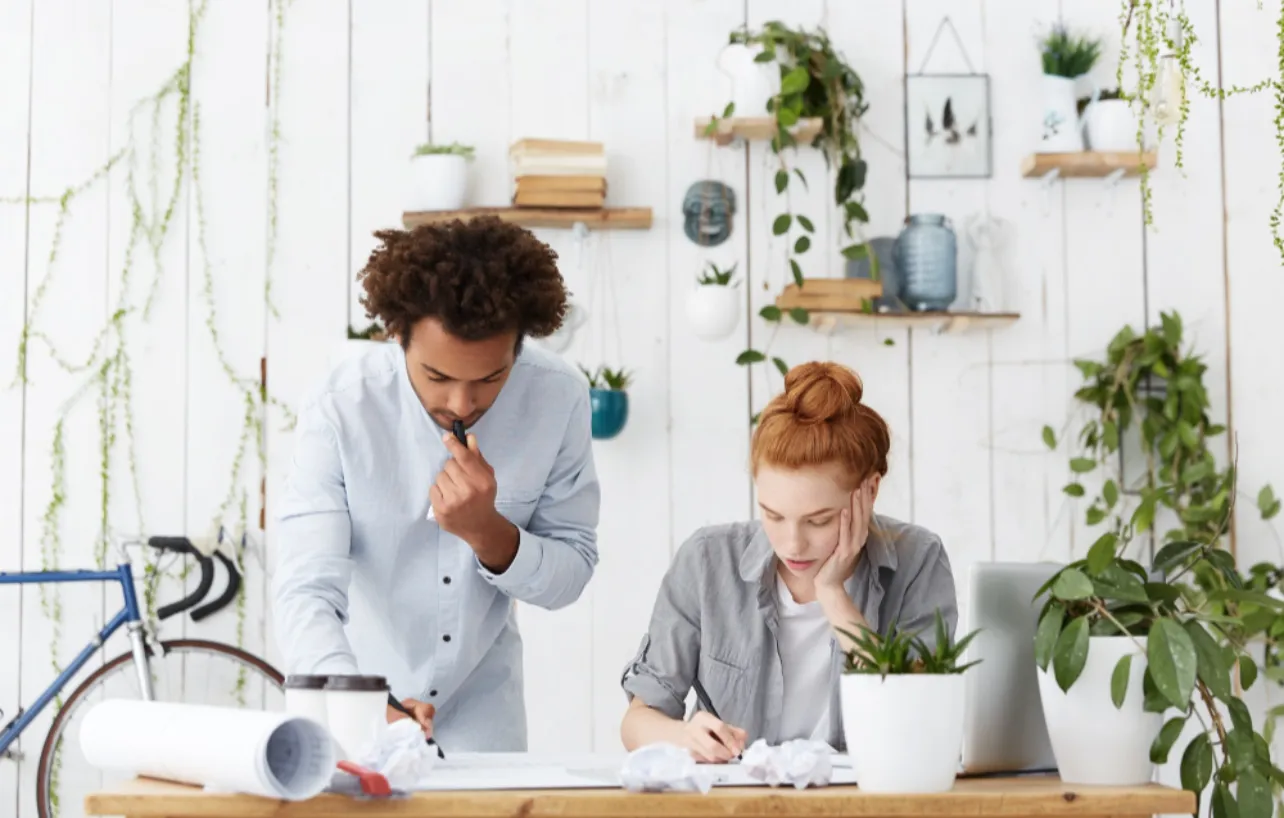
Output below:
[283,674,330,728]
[324,674,389,761]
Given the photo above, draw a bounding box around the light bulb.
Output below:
[1150,17,1185,126]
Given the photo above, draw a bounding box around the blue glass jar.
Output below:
[590,388,628,440]
[893,214,957,311]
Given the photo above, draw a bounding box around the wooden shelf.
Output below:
[694,116,823,146]
[1021,151,1157,181]
[798,310,1021,336]
[402,207,652,231]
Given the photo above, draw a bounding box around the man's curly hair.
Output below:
[357,216,569,345]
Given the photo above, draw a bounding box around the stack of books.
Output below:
[509,138,607,209]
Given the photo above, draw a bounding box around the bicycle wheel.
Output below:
[35,638,285,818]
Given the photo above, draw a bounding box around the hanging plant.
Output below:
[580,365,631,441]
[686,261,741,341]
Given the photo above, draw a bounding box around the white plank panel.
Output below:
[982,0,1068,564]
[665,0,752,543]
[263,0,351,672]
[349,0,429,331]
[905,0,994,617]
[186,0,273,706]
[505,0,596,755]
[586,0,670,753]
[825,0,913,524]
[18,0,112,813]
[0,2,32,813]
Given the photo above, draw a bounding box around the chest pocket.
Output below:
[495,490,540,529]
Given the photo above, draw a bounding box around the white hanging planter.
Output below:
[1037,636,1162,785]
[406,144,472,212]
[840,673,966,793]
[685,285,740,341]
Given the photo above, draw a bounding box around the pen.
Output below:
[387,693,446,759]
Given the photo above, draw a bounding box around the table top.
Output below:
[85,774,1197,818]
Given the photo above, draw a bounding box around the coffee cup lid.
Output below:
[284,674,329,689]
[324,674,389,692]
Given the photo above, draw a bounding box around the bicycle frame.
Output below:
[0,563,154,759]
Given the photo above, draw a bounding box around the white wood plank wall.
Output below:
[1,1,1281,814]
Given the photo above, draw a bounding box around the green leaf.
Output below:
[1207,589,1284,611]
[759,305,782,322]
[1052,568,1095,601]
[1063,482,1086,497]
[1240,654,1259,690]
[1180,733,1213,799]
[1148,618,1198,710]
[1034,603,1065,671]
[1070,457,1097,473]
[779,66,809,95]
[775,169,788,194]
[1237,768,1272,818]
[789,307,809,325]
[841,243,868,260]
[1178,420,1199,448]
[794,236,811,254]
[797,214,814,233]
[772,213,791,235]
[1103,420,1120,452]
[789,259,803,288]
[1086,533,1118,575]
[1228,697,1254,734]
[1085,505,1107,526]
[1182,460,1215,484]
[736,350,766,365]
[1183,620,1232,700]
[1226,728,1257,772]
[722,102,736,117]
[1094,564,1149,603]
[793,167,808,190]
[1042,425,1057,449]
[1052,616,1090,691]
[1132,496,1157,532]
[1150,715,1186,763]
[1153,540,1200,575]
[1211,781,1237,818]
[772,357,788,377]
[753,49,774,63]
[1259,486,1280,520]
[1111,654,1132,708]
[1102,479,1119,509]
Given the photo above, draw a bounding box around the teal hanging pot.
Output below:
[590,389,629,440]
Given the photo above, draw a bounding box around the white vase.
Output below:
[840,673,965,793]
[716,43,779,118]
[1039,74,1096,153]
[685,285,740,341]
[406,153,468,212]
[1036,636,1163,785]
[964,214,1010,313]
[1086,99,1140,152]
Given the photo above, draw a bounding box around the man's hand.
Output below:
[387,698,435,738]
[431,433,519,571]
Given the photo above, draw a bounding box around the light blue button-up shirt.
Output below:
[271,340,600,751]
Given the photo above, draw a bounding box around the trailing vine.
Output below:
[1120,1,1284,262]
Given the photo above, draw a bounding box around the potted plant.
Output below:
[1037,24,1103,153]
[685,261,741,341]
[1037,310,1284,802]
[837,611,980,793]
[579,365,632,440]
[407,141,474,212]
[1079,88,1143,152]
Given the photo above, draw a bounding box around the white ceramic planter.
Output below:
[1037,636,1163,785]
[407,153,468,212]
[685,286,740,341]
[1086,99,1140,152]
[1039,74,1093,153]
[840,673,966,793]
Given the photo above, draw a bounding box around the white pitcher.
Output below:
[716,43,779,118]
[1039,74,1098,153]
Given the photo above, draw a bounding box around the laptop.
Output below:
[957,561,1063,777]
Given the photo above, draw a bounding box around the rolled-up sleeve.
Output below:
[893,537,958,653]
[477,382,600,609]
[620,538,702,719]
[271,398,360,676]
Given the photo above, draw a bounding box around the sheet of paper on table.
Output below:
[410,752,858,791]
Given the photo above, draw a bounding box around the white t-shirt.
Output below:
[774,573,836,741]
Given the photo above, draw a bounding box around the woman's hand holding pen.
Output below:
[674,712,747,763]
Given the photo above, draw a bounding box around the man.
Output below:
[272,216,600,751]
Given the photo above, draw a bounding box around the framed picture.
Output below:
[905,73,992,179]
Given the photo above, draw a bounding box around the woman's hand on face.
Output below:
[676,712,747,763]
[815,481,873,594]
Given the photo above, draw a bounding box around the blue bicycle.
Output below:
[0,534,286,818]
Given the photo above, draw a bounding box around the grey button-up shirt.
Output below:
[272,341,600,752]
[621,516,957,750]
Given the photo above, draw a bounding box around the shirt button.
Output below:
[429,689,438,697]
[443,634,451,642]
[443,576,451,584]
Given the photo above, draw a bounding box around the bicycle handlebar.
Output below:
[147,536,242,623]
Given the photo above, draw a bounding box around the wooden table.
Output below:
[86,774,1195,818]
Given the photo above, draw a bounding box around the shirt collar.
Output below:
[737,517,899,584]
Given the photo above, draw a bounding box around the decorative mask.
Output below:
[682,181,736,247]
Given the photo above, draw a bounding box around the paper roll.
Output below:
[79,699,335,800]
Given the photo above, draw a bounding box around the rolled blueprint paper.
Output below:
[79,699,335,800]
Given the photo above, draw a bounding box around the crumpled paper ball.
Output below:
[740,739,833,789]
[355,719,440,789]
[619,743,717,794]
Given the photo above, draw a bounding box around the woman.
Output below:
[619,361,957,761]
